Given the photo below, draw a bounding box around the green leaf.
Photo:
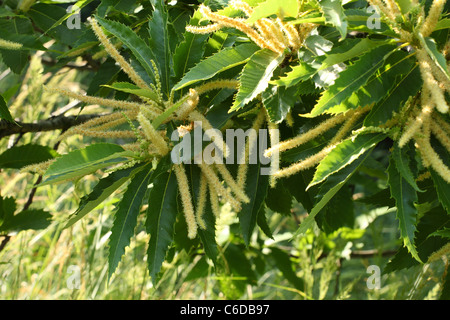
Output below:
[269,247,304,291]
[40,143,133,186]
[0,196,16,228]
[0,144,58,169]
[319,0,348,39]
[172,10,209,88]
[64,164,145,229]
[308,132,387,189]
[257,206,273,239]
[270,62,317,87]
[388,156,421,262]
[0,209,51,233]
[364,64,422,126]
[262,85,298,123]
[429,228,450,239]
[102,82,159,101]
[418,34,450,80]
[265,180,292,215]
[174,43,260,91]
[238,163,270,246]
[231,49,284,112]
[345,50,415,109]
[0,93,15,123]
[146,167,178,281]
[148,2,173,96]
[392,143,422,192]
[307,45,396,117]
[95,16,158,85]
[247,0,298,23]
[294,149,372,236]
[108,163,154,278]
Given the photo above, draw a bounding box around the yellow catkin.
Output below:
[173,164,198,239]
[199,162,241,211]
[285,110,294,127]
[230,0,254,16]
[255,19,286,54]
[185,24,224,34]
[237,109,267,188]
[430,124,450,152]
[20,158,56,175]
[197,5,279,53]
[195,174,208,230]
[417,49,448,113]
[70,128,137,139]
[267,120,280,188]
[176,89,199,119]
[214,163,250,203]
[194,79,239,95]
[433,114,450,136]
[280,22,302,50]
[90,18,150,90]
[416,171,431,181]
[420,0,446,37]
[273,145,335,178]
[0,38,23,50]
[137,112,169,156]
[45,87,162,117]
[264,113,347,157]
[188,110,229,158]
[427,242,450,263]
[208,181,221,218]
[399,104,433,147]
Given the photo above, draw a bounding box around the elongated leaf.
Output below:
[388,157,421,262]
[146,168,178,280]
[308,133,387,189]
[247,0,298,23]
[364,64,422,126]
[345,50,414,109]
[0,209,51,232]
[419,34,450,79]
[172,10,209,88]
[174,43,260,90]
[257,206,273,239]
[102,82,159,101]
[392,143,422,192]
[109,163,154,278]
[319,0,348,39]
[262,85,298,123]
[41,144,133,186]
[0,144,58,169]
[148,2,173,96]
[271,62,317,87]
[238,162,270,245]
[294,150,372,236]
[308,45,396,117]
[64,164,145,229]
[95,16,158,84]
[231,49,284,111]
[269,247,304,291]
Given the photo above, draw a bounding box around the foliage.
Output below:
[0,0,449,299]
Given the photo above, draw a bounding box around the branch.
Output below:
[0,114,101,139]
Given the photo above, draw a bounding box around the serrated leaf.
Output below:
[238,162,270,246]
[0,144,58,169]
[231,49,284,112]
[0,93,15,124]
[418,34,450,79]
[308,132,387,189]
[429,228,450,239]
[388,156,421,262]
[87,58,121,96]
[108,163,154,278]
[146,167,178,281]
[95,16,158,85]
[294,149,372,236]
[247,0,298,23]
[64,164,145,229]
[0,209,51,233]
[271,62,317,87]
[319,0,348,39]
[174,43,260,90]
[345,50,415,109]
[307,45,396,117]
[172,10,209,88]
[0,196,16,228]
[257,206,273,239]
[265,180,292,215]
[364,63,422,126]
[392,143,422,192]
[102,82,159,101]
[262,85,298,123]
[148,2,173,96]
[41,143,133,186]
